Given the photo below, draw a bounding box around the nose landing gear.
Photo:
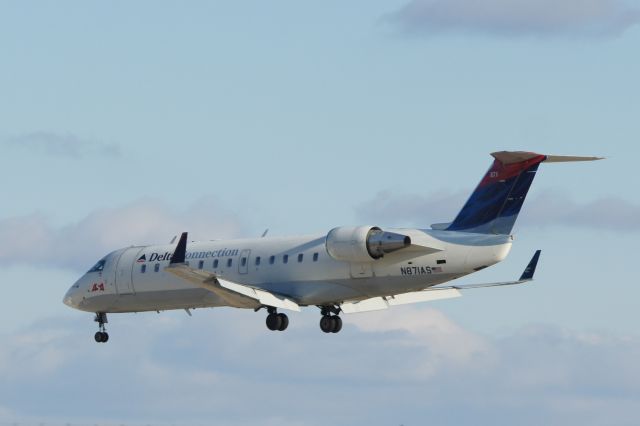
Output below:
[94,312,109,343]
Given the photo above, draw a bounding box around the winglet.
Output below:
[170,232,188,264]
[519,250,541,281]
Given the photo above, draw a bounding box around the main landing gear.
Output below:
[319,306,342,334]
[265,307,289,331]
[94,312,109,343]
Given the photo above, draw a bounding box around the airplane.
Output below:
[63,151,602,342]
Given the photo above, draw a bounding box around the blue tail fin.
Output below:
[444,151,603,235]
[446,151,547,235]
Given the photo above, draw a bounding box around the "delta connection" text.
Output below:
[146,248,240,262]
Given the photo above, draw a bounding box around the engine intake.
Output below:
[325,226,411,262]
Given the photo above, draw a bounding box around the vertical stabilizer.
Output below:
[445,151,602,235]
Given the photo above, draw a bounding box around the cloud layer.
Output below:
[1,308,639,425]
[0,198,245,271]
[2,131,121,158]
[356,189,640,231]
[1,189,635,273]
[391,0,640,37]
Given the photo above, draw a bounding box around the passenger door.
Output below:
[115,247,144,295]
[238,249,251,275]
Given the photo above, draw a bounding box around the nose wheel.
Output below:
[94,312,109,343]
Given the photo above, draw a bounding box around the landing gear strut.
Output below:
[319,306,343,333]
[264,307,289,331]
[94,312,109,343]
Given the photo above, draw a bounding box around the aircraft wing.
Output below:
[341,250,541,314]
[443,249,541,290]
[164,233,301,312]
[340,287,462,314]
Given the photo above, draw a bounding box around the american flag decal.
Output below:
[432,266,443,273]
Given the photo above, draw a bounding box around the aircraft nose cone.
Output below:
[63,291,74,308]
[63,284,83,309]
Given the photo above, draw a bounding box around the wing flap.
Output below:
[165,232,300,311]
[165,263,301,312]
[340,297,389,314]
[218,278,301,311]
[341,288,461,314]
[386,288,462,305]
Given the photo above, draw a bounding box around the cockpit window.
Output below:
[87,259,106,273]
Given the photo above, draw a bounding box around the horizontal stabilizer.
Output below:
[544,155,604,163]
[491,151,544,164]
[491,151,604,165]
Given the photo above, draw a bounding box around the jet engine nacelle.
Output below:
[325,226,411,262]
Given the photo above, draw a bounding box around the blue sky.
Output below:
[1,1,639,425]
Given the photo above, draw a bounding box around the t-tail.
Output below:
[442,151,603,235]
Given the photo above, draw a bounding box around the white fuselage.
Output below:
[63,228,512,314]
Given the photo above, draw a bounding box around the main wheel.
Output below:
[102,332,109,342]
[277,313,289,331]
[320,316,333,333]
[266,313,282,331]
[331,316,342,333]
[94,331,104,342]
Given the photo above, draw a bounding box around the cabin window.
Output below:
[241,257,247,267]
[213,259,219,268]
[198,260,204,270]
[437,259,447,265]
[140,264,147,273]
[313,252,319,262]
[283,254,289,264]
[255,256,261,266]
[227,258,233,267]
[298,253,304,263]
[154,263,160,273]
[269,256,275,265]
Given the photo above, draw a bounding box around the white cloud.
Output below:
[1,309,639,425]
[391,0,640,38]
[2,131,121,158]
[0,197,246,271]
[521,190,640,231]
[350,307,495,378]
[355,189,466,227]
[356,189,640,231]
[0,405,14,418]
